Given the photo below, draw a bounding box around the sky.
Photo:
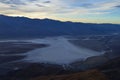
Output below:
[0,0,120,24]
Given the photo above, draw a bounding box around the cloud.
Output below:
[0,0,39,5]
[35,4,45,7]
[43,1,51,3]
[0,0,25,5]
[115,5,120,8]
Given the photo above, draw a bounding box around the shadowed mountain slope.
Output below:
[0,15,120,38]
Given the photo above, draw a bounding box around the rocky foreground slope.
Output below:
[31,70,108,80]
[1,56,120,80]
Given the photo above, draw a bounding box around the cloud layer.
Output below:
[0,0,120,23]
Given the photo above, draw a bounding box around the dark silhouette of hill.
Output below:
[0,14,120,38]
[99,57,120,80]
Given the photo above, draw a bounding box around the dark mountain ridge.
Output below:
[0,14,120,38]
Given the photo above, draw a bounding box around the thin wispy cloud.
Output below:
[114,5,120,8]
[0,0,25,5]
[43,1,51,3]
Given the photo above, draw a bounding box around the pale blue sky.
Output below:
[0,0,120,24]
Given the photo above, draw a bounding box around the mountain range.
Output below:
[0,14,120,38]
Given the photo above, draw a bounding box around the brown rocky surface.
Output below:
[31,69,108,80]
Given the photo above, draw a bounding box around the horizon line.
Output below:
[0,14,120,25]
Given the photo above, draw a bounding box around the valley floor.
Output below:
[0,35,120,80]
